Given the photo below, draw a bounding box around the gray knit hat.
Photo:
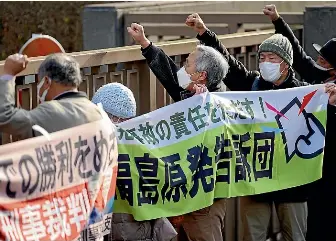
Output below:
[258,34,293,66]
[92,83,136,119]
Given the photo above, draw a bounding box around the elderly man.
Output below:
[0,53,105,241]
[127,23,229,241]
[92,82,177,241]
[263,5,336,241]
[0,53,102,138]
[238,34,310,241]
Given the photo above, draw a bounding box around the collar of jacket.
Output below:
[54,91,88,101]
[324,75,336,83]
[208,81,227,92]
[259,69,297,90]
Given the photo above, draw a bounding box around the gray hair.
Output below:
[194,45,229,87]
[38,53,82,87]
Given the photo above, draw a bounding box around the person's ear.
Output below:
[44,77,52,88]
[198,71,207,84]
[281,62,289,72]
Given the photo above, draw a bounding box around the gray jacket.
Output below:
[0,76,103,139]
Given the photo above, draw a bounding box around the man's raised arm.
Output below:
[185,13,258,91]
[127,23,185,102]
[0,54,35,138]
[264,4,327,84]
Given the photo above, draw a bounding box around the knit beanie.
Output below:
[92,83,136,119]
[258,34,293,66]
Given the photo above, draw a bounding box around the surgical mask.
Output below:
[259,61,284,83]
[37,78,50,103]
[177,67,193,89]
[314,64,336,82]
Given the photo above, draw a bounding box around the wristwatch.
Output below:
[0,74,14,81]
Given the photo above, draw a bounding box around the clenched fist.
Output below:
[263,4,280,22]
[4,53,29,76]
[185,13,207,35]
[127,23,150,48]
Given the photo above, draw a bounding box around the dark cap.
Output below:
[313,38,336,69]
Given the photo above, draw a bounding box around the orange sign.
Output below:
[18,35,65,106]
[19,34,65,57]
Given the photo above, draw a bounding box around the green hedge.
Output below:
[0,1,104,60]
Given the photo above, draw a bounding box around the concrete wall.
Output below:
[82,2,185,50]
[82,1,336,50]
[134,1,336,13]
[304,6,336,60]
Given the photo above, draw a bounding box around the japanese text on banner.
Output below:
[0,118,118,241]
[114,85,328,221]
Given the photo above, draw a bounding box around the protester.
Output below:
[91,82,177,241]
[264,4,336,241]
[0,53,108,241]
[0,53,103,138]
[127,22,229,241]
[186,13,310,241]
[92,83,136,124]
[264,4,336,84]
[239,34,310,241]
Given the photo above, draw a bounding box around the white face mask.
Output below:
[177,67,193,89]
[37,78,50,103]
[259,61,284,83]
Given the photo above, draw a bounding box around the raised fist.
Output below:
[4,53,29,76]
[185,13,207,35]
[263,4,280,22]
[127,23,150,48]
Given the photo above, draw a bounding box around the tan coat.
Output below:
[0,77,102,138]
[0,77,105,241]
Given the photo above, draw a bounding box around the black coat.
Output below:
[141,42,227,203]
[196,29,259,91]
[273,17,332,84]
[197,29,310,203]
[273,16,336,197]
[273,16,336,240]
